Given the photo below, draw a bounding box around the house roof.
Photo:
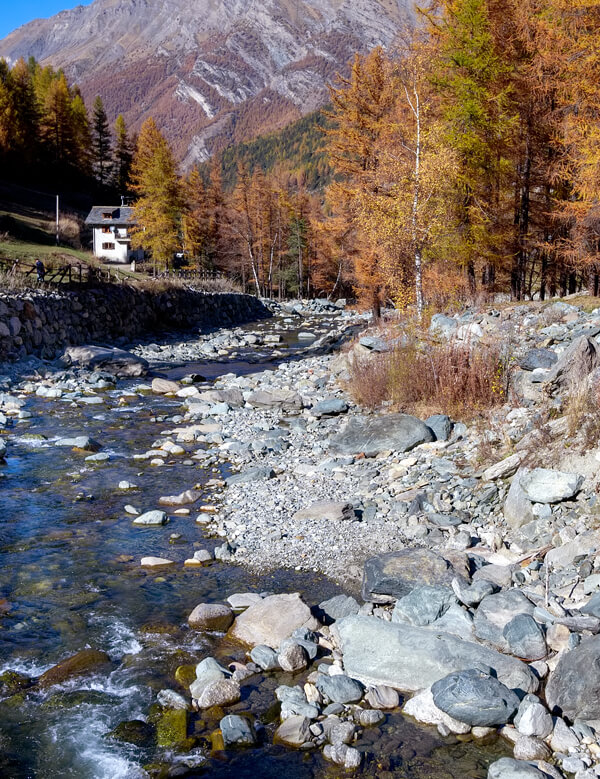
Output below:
[85,206,137,226]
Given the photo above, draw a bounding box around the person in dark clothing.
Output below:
[36,260,46,282]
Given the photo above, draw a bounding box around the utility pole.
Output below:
[55,195,60,246]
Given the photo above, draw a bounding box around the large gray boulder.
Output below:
[227,593,319,649]
[503,614,547,661]
[335,616,537,694]
[330,414,434,457]
[520,468,584,504]
[392,585,456,627]
[310,398,349,418]
[362,549,468,603]
[546,530,600,569]
[246,389,302,410]
[431,669,520,726]
[317,594,360,623]
[474,590,535,651]
[519,348,557,372]
[188,603,234,632]
[544,335,600,394]
[487,758,551,779]
[61,345,148,377]
[545,634,600,721]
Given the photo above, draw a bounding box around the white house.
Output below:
[85,206,144,264]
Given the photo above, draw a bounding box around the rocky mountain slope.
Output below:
[0,0,413,165]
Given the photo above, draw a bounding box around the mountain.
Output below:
[0,0,413,166]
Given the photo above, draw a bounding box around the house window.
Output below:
[102,242,115,251]
[102,212,113,219]
[102,226,111,233]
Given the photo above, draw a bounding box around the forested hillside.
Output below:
[217,110,332,192]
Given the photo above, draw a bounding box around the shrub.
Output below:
[348,337,510,418]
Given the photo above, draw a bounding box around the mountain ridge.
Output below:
[0,0,413,165]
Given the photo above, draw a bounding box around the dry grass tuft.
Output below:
[565,382,600,453]
[133,275,242,294]
[348,337,511,418]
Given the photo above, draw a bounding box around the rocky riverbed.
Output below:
[3,296,600,778]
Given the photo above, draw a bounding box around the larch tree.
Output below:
[40,73,75,167]
[130,118,182,274]
[326,46,396,318]
[544,0,600,291]
[182,167,209,263]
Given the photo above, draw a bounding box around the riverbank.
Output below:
[2,298,600,778]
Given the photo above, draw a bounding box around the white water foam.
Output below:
[48,703,148,779]
[0,657,55,676]
[88,616,143,659]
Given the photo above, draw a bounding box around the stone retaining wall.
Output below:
[0,285,270,361]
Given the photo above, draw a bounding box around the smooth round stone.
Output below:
[365,685,400,710]
[359,709,385,727]
[316,674,364,704]
[85,452,109,462]
[432,669,519,727]
[513,735,551,761]
[196,679,240,708]
[503,614,547,661]
[188,603,234,631]
[133,510,168,526]
[514,696,553,739]
[487,757,549,778]
[328,720,355,745]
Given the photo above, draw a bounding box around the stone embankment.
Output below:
[0,285,270,361]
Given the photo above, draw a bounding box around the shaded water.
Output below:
[0,318,510,778]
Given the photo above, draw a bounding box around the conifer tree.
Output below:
[326,46,395,317]
[130,118,182,273]
[71,88,92,176]
[427,0,516,290]
[182,167,209,262]
[113,114,133,194]
[91,95,112,187]
[40,73,74,166]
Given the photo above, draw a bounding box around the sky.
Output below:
[0,1,94,40]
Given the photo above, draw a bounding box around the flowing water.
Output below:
[0,317,510,778]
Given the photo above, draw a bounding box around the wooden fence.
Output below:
[0,257,132,286]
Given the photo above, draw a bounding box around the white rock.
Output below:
[403,688,471,735]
